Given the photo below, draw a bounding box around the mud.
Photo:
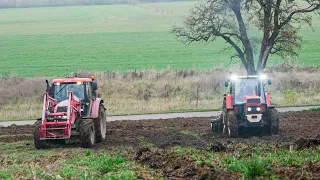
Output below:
[104,110,320,150]
[0,125,34,143]
[0,111,319,147]
[273,162,320,180]
[0,111,319,179]
[134,147,242,179]
[0,125,34,136]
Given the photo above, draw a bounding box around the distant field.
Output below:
[0,2,319,77]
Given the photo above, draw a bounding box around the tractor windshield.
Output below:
[54,83,84,102]
[234,78,259,104]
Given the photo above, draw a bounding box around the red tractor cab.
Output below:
[211,73,279,138]
[33,76,107,149]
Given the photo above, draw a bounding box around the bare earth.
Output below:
[0,110,319,179]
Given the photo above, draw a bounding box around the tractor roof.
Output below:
[236,75,258,79]
[243,95,260,99]
[228,75,265,81]
[53,78,92,84]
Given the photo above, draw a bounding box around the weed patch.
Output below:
[60,152,138,179]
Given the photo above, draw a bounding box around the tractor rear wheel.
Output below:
[211,117,223,133]
[94,105,107,143]
[222,112,228,135]
[269,108,279,135]
[33,121,47,149]
[80,119,95,148]
[226,111,238,138]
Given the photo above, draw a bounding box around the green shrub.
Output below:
[0,171,11,179]
[245,158,266,179]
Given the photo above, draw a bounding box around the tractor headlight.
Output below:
[231,75,238,80]
[247,107,252,111]
[259,74,267,80]
[256,107,261,111]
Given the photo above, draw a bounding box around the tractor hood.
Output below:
[54,100,69,112]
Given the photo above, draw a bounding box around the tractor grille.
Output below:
[247,106,260,114]
[57,106,68,112]
[247,98,260,103]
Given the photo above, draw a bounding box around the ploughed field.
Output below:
[0,111,319,179]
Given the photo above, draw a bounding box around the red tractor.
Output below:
[33,76,107,149]
[211,72,279,138]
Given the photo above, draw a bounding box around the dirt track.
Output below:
[1,111,320,179]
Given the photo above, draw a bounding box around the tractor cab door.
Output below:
[82,82,93,117]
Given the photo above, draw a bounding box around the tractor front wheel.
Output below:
[94,105,107,143]
[269,108,279,135]
[226,111,238,138]
[33,121,47,149]
[80,119,95,148]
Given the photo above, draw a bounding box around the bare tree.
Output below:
[172,0,320,75]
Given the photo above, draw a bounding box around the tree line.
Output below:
[0,0,194,8]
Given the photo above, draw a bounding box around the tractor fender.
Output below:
[266,93,271,107]
[225,95,233,109]
[90,98,105,118]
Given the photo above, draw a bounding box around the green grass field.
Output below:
[1,140,319,179]
[0,2,319,77]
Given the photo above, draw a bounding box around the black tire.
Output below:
[226,111,238,138]
[211,113,223,133]
[222,112,228,135]
[80,119,95,148]
[33,121,47,149]
[94,105,107,143]
[269,108,279,135]
[260,118,270,136]
[211,118,222,133]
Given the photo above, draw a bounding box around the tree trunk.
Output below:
[231,1,256,75]
[258,0,272,73]
[258,46,272,72]
[247,62,256,75]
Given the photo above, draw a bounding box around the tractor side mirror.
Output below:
[268,79,272,85]
[225,81,228,87]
